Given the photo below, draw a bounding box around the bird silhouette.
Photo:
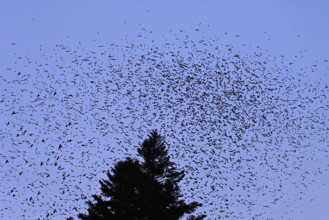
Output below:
[0,28,328,220]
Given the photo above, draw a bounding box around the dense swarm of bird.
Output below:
[0,29,328,219]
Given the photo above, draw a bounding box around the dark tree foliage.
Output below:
[77,130,206,220]
[137,130,206,219]
[137,130,184,182]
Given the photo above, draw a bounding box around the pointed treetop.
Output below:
[137,129,184,182]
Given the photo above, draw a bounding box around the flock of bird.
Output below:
[0,29,328,219]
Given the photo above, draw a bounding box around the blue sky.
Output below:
[1,1,329,219]
[2,0,329,68]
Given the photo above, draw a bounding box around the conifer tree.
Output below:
[137,129,184,182]
[78,157,154,219]
[77,130,206,220]
[136,129,205,219]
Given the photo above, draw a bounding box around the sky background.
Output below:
[1,1,329,219]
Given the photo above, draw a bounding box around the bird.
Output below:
[1,27,327,220]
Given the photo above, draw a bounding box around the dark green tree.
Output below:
[78,157,154,220]
[137,129,205,219]
[77,130,205,220]
[137,130,184,182]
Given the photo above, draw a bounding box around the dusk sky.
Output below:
[1,1,329,219]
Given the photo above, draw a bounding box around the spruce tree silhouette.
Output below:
[136,130,206,219]
[77,130,205,220]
